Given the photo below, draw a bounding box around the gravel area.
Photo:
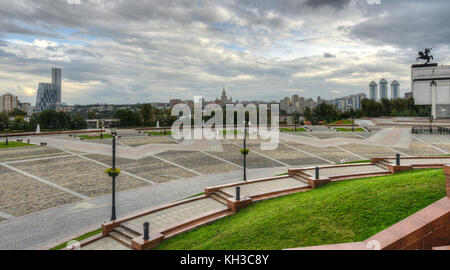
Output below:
[206,143,284,169]
[0,146,66,162]
[340,143,398,159]
[0,165,81,216]
[156,151,240,174]
[120,136,178,146]
[248,142,327,166]
[12,157,149,197]
[283,142,360,163]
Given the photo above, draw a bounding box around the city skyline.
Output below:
[1,1,450,105]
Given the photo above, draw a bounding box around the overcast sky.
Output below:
[1,0,449,105]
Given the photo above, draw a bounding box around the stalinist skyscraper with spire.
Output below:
[216,87,232,107]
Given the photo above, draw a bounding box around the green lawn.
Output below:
[0,142,33,148]
[78,134,113,140]
[280,127,307,132]
[146,131,172,136]
[335,127,365,132]
[339,160,372,164]
[157,169,446,250]
[51,228,102,250]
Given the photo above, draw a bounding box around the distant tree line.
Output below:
[0,109,87,132]
[114,104,177,128]
[302,98,431,124]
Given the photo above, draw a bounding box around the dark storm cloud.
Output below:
[349,0,450,49]
[0,0,446,104]
[304,0,351,9]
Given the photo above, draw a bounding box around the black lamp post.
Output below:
[429,117,433,134]
[243,121,248,181]
[111,127,117,221]
[100,120,104,140]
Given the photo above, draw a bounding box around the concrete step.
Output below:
[292,174,309,185]
[216,189,232,198]
[116,225,141,239]
[210,193,229,206]
[377,160,391,170]
[109,231,132,248]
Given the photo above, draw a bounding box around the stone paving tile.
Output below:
[0,146,66,162]
[155,151,239,174]
[311,132,364,140]
[413,135,450,143]
[303,164,387,178]
[206,143,284,169]
[283,142,360,163]
[120,136,178,147]
[392,139,442,156]
[430,143,450,153]
[123,198,227,234]
[12,157,149,197]
[340,143,398,159]
[221,178,308,198]
[247,143,327,166]
[81,236,131,250]
[118,156,197,183]
[384,158,450,166]
[0,165,81,216]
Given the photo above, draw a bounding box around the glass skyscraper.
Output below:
[35,68,62,112]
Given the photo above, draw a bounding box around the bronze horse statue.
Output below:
[417,48,433,64]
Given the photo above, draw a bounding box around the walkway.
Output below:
[74,156,450,250]
[0,166,286,250]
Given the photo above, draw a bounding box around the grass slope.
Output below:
[280,127,307,132]
[51,228,102,250]
[78,134,113,140]
[0,142,33,148]
[157,169,446,250]
[335,128,365,132]
[146,131,172,136]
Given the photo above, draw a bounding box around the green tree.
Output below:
[139,104,154,127]
[88,111,97,120]
[9,108,27,117]
[38,110,71,130]
[0,112,10,130]
[10,116,30,131]
[71,114,88,130]
[114,109,141,127]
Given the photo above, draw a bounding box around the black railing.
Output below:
[412,126,450,135]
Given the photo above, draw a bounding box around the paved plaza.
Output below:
[1,125,450,249]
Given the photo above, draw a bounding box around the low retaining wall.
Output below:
[0,130,105,138]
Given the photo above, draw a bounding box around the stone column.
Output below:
[443,164,450,198]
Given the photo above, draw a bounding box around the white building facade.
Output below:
[412,63,450,119]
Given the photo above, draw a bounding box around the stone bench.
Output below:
[40,143,47,146]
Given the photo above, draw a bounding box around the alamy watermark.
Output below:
[171,96,280,150]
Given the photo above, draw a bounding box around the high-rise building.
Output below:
[369,81,378,100]
[35,67,62,112]
[379,79,388,99]
[391,80,400,99]
[280,97,291,111]
[52,67,62,103]
[0,93,19,113]
[19,102,33,116]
